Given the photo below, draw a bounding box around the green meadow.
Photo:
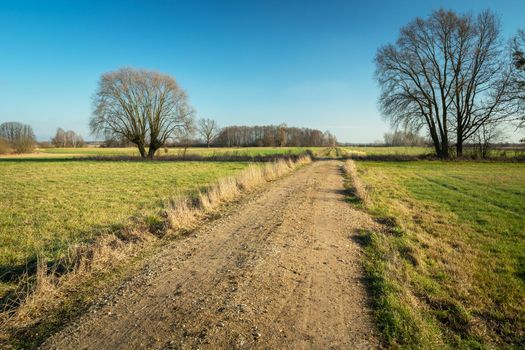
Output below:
[345,146,433,156]
[0,160,251,295]
[344,145,525,158]
[354,161,525,348]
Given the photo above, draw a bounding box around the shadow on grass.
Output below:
[0,157,86,163]
[350,228,373,247]
[0,151,314,163]
[0,221,131,311]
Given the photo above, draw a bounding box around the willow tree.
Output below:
[90,68,195,158]
[375,9,514,158]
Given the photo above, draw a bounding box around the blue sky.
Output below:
[1,0,524,143]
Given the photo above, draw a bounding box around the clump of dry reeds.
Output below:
[0,230,151,338]
[167,156,311,229]
[342,160,370,206]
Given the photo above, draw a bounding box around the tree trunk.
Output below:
[456,137,463,157]
[137,144,147,158]
[147,146,158,159]
[433,143,443,158]
[428,125,442,158]
[442,115,449,159]
[441,139,449,159]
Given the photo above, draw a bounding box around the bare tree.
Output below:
[197,118,220,147]
[0,121,36,153]
[90,68,195,159]
[375,9,514,158]
[52,128,84,147]
[0,137,11,154]
[66,130,76,147]
[384,130,427,146]
[472,122,502,158]
[51,128,67,147]
[450,11,515,156]
[375,10,456,158]
[512,30,525,127]
[174,123,196,157]
[278,124,287,147]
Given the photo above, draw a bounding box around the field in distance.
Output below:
[0,160,252,297]
[345,146,432,156]
[2,145,522,159]
[355,161,525,348]
[344,146,525,157]
[0,146,320,158]
[1,146,446,158]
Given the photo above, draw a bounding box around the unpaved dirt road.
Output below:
[42,160,379,350]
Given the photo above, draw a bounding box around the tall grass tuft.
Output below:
[167,156,311,229]
[342,160,370,206]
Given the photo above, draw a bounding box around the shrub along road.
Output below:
[42,161,379,349]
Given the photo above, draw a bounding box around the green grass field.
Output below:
[354,161,525,348]
[0,160,252,295]
[344,145,525,158]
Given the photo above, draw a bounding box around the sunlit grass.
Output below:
[0,160,251,273]
[355,161,525,348]
[31,146,319,158]
[344,146,432,156]
[344,146,525,158]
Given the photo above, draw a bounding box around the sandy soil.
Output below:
[42,160,379,349]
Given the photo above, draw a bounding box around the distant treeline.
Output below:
[383,131,428,147]
[50,128,84,148]
[99,124,337,148]
[213,125,337,147]
[0,122,36,154]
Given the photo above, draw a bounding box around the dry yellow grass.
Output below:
[167,157,311,229]
[342,160,370,206]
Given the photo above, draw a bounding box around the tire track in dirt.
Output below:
[41,160,379,349]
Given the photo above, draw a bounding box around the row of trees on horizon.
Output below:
[1,119,522,157]
[88,123,337,149]
[0,123,88,154]
[0,119,337,155]
[0,122,36,154]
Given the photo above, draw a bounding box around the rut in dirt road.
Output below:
[42,160,379,350]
